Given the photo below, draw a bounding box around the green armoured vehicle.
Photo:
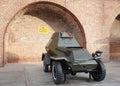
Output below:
[42,32,106,85]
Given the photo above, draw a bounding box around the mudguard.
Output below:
[96,59,105,71]
[50,56,69,61]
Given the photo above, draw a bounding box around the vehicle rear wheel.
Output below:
[52,61,65,85]
[43,57,49,72]
[91,60,106,81]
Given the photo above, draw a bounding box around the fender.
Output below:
[50,56,69,62]
[96,59,106,71]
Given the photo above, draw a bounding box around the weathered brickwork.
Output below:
[0,0,120,66]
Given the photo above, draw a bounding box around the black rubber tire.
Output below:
[91,60,106,81]
[52,61,65,85]
[43,57,49,72]
[71,72,76,76]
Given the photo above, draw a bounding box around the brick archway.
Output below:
[110,14,120,60]
[108,5,120,61]
[2,1,86,65]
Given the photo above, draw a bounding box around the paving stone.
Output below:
[0,61,120,86]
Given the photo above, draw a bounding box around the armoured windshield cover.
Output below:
[58,32,81,47]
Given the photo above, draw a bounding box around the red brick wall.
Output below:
[0,0,120,66]
[110,18,120,59]
[5,3,86,63]
[0,0,86,66]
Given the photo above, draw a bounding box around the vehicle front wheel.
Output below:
[52,61,65,85]
[91,60,106,81]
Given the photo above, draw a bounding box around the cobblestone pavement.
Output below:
[0,61,120,86]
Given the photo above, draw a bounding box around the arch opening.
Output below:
[4,2,86,63]
[110,14,120,60]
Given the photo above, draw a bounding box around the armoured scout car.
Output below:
[42,32,106,85]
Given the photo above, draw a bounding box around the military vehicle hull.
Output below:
[42,32,106,85]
